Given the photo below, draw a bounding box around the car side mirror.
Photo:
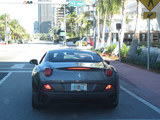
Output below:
[104,60,110,65]
[29,59,38,65]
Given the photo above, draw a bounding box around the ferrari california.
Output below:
[30,49,119,109]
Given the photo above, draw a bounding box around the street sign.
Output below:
[60,32,66,36]
[7,27,10,34]
[139,0,160,70]
[144,12,156,19]
[70,1,86,6]
[139,0,160,11]
[54,30,57,35]
[12,35,14,39]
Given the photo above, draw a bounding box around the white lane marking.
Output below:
[0,72,12,86]
[120,86,160,114]
[0,71,32,73]
[11,64,25,69]
[0,68,32,70]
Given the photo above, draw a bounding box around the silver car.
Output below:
[30,49,119,109]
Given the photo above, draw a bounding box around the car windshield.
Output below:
[48,50,102,62]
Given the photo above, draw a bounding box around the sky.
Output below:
[0,0,66,35]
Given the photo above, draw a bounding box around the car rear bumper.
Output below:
[33,91,118,104]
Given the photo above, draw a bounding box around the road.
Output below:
[0,41,160,120]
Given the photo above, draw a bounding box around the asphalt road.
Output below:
[0,41,160,120]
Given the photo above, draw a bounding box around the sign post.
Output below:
[116,23,121,62]
[140,0,160,71]
[147,17,150,71]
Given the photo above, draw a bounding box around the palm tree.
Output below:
[106,0,121,46]
[0,14,10,40]
[66,12,77,37]
[66,6,76,15]
[76,12,93,38]
[98,0,108,48]
[127,0,142,57]
[96,3,100,49]
[112,0,127,56]
[98,0,121,48]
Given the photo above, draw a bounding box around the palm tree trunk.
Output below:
[127,0,141,57]
[101,14,107,48]
[107,14,113,46]
[96,9,100,49]
[112,0,126,56]
[120,0,126,47]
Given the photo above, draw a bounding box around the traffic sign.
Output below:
[60,32,66,36]
[144,12,156,19]
[70,1,86,6]
[54,30,57,35]
[139,0,160,11]
[12,35,14,39]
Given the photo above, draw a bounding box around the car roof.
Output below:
[48,49,96,54]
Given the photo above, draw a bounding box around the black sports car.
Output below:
[30,49,119,109]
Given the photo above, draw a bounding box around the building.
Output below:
[124,1,160,43]
[33,21,39,34]
[38,0,67,33]
[38,0,52,33]
[53,5,65,27]
[103,0,160,43]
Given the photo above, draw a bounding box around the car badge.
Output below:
[78,73,81,78]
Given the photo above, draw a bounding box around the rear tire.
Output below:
[108,100,118,108]
[104,94,119,109]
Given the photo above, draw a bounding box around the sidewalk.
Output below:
[108,59,160,108]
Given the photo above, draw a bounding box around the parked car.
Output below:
[18,40,23,44]
[30,49,119,109]
[0,40,6,45]
[87,37,107,47]
[73,37,87,44]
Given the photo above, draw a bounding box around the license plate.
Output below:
[71,83,87,91]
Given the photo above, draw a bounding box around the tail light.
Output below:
[105,69,113,77]
[105,85,112,90]
[67,67,91,70]
[43,68,52,76]
[104,84,115,91]
[41,84,53,92]
[44,84,52,90]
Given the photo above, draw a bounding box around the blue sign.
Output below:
[70,1,86,6]
[54,30,57,35]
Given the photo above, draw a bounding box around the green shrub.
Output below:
[121,44,129,58]
[122,53,160,71]
[150,62,160,70]
[136,46,144,56]
[67,37,80,42]
[106,44,117,54]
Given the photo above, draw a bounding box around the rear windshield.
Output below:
[48,51,102,62]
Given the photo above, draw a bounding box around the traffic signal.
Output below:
[23,1,33,4]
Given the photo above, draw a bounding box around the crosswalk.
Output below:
[11,64,25,69]
[0,63,34,72]
[0,63,33,86]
